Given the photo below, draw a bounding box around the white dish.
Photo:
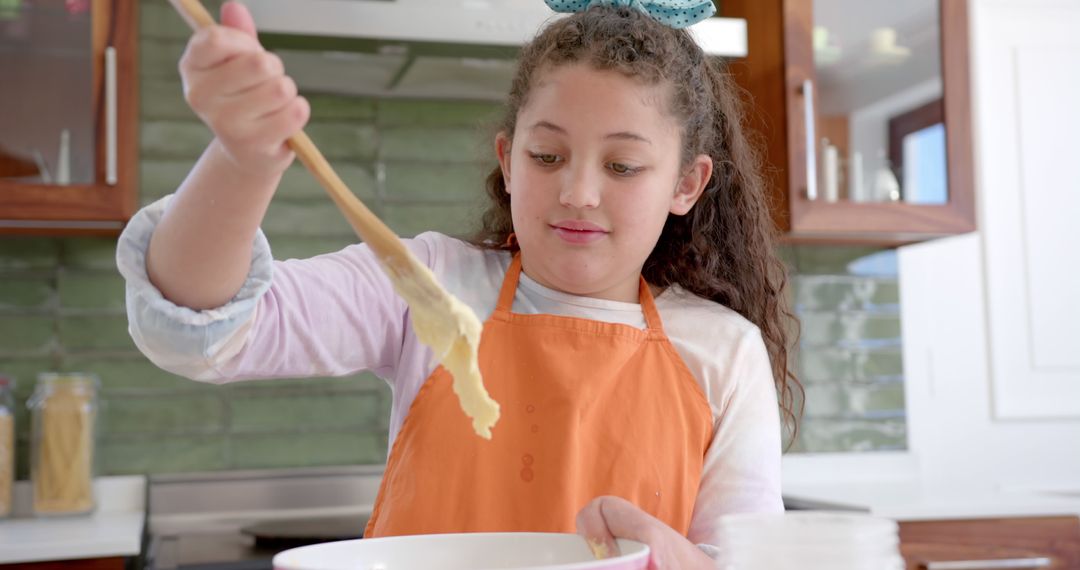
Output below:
[273,532,650,570]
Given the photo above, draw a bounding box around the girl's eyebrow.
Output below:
[529,120,653,145]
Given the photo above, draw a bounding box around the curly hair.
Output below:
[471,6,803,443]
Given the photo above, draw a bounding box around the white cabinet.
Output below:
[974,0,1080,419]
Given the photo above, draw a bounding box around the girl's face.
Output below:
[496,63,712,302]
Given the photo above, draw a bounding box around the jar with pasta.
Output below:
[0,374,14,519]
[28,373,98,516]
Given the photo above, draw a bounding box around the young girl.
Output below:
[117,1,800,567]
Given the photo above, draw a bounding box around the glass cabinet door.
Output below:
[812,0,948,205]
[0,0,98,186]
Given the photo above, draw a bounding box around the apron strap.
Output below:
[495,254,523,313]
[637,277,665,334]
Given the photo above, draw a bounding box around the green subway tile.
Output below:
[58,272,126,311]
[871,280,900,306]
[800,312,902,347]
[141,78,195,121]
[798,348,852,384]
[0,276,53,310]
[139,39,186,80]
[262,200,357,237]
[308,95,377,121]
[140,159,193,199]
[57,315,134,351]
[142,159,375,202]
[853,349,904,381]
[383,203,479,238]
[304,123,378,161]
[101,435,227,474]
[102,394,225,435]
[0,358,55,398]
[796,278,857,311]
[793,418,907,453]
[803,382,906,419]
[796,277,901,311]
[380,127,488,162]
[229,372,387,394]
[377,100,502,127]
[0,315,54,354]
[268,235,359,262]
[789,245,892,275]
[776,245,797,272]
[276,162,376,200]
[141,120,214,158]
[230,431,385,469]
[0,239,59,270]
[383,161,490,202]
[230,392,381,432]
[60,238,121,270]
[61,356,207,393]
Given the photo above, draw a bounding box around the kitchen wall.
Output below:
[0,0,905,478]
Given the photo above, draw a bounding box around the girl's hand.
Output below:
[178,1,309,175]
[575,496,715,570]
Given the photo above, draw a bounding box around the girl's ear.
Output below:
[495,132,512,191]
[670,154,713,215]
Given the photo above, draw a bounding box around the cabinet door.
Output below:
[722,0,976,244]
[975,0,1080,419]
[0,0,138,234]
[899,516,1080,569]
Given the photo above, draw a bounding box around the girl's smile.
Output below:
[550,219,610,244]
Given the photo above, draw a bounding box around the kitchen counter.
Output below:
[783,478,1080,521]
[0,476,146,565]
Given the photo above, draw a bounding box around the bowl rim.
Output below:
[272,531,651,570]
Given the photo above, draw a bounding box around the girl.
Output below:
[117,1,800,567]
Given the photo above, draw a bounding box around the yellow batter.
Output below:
[385,257,500,439]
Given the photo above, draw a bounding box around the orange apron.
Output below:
[365,255,713,537]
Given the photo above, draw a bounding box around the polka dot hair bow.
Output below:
[543,0,716,29]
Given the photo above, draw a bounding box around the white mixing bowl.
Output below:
[273,532,650,570]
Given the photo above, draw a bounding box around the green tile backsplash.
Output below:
[0,0,905,479]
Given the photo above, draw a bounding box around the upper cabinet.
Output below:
[0,0,139,235]
[721,0,975,244]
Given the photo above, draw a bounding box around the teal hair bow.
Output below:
[543,0,716,29]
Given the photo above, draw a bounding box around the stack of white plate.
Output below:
[715,511,905,570]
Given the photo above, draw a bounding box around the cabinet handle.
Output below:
[800,79,817,200]
[105,46,117,185]
[920,557,1053,570]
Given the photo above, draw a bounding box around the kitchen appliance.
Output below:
[146,466,382,570]
[236,0,747,100]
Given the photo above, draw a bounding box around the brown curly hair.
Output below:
[471,6,803,444]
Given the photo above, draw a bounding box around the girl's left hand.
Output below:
[575,496,715,569]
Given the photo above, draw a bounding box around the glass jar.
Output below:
[28,373,99,516]
[0,374,14,519]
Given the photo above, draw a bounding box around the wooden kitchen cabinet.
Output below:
[0,557,127,570]
[720,0,976,244]
[899,516,1080,569]
[0,0,139,235]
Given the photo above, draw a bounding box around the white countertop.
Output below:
[783,479,1080,521]
[0,476,146,564]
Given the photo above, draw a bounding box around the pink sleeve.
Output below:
[214,236,435,382]
[687,328,785,548]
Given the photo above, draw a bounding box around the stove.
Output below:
[146,466,383,570]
